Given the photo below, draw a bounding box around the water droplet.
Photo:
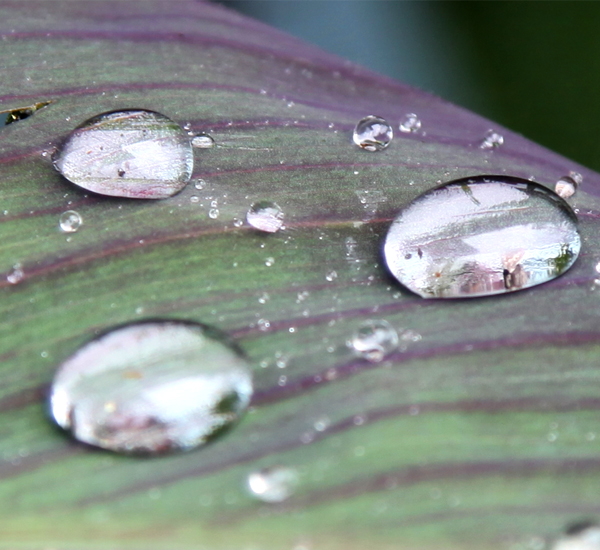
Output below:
[265,257,275,267]
[480,130,504,149]
[193,179,206,190]
[314,417,330,432]
[353,115,393,151]
[59,210,82,233]
[208,208,219,219]
[190,195,200,203]
[348,320,399,362]
[191,133,215,149]
[555,171,583,199]
[48,320,253,454]
[53,110,193,199]
[554,523,600,550]
[247,466,299,503]
[325,270,338,281]
[246,201,284,233]
[383,175,581,298]
[6,263,24,285]
[232,217,243,228]
[257,319,271,331]
[399,113,421,133]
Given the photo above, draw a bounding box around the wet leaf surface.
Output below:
[1,2,600,549]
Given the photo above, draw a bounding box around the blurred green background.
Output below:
[219,1,600,172]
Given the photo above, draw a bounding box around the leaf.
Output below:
[0,2,599,549]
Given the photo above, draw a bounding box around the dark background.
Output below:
[218,1,600,172]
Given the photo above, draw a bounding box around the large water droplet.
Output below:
[59,210,82,233]
[246,201,284,233]
[53,110,193,199]
[348,320,399,362]
[247,466,299,502]
[555,171,583,199]
[48,320,253,454]
[399,113,421,133]
[353,115,393,151]
[383,175,581,298]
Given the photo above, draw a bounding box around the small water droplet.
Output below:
[555,171,583,199]
[265,257,275,267]
[246,201,284,233]
[232,217,243,228]
[383,175,581,298]
[314,417,330,432]
[53,110,193,199]
[353,115,393,152]
[191,133,215,149]
[258,292,270,304]
[399,113,421,133]
[553,523,600,550]
[247,466,299,503]
[257,319,271,331]
[48,320,253,454]
[348,320,399,362]
[194,179,206,190]
[480,130,504,149]
[208,208,219,219]
[190,195,200,203]
[59,210,82,233]
[6,263,24,285]
[325,270,337,282]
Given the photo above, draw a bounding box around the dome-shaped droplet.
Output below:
[555,171,583,199]
[383,175,581,299]
[53,110,193,199]
[59,210,82,233]
[480,130,504,149]
[553,523,600,550]
[247,466,299,502]
[399,113,421,133]
[348,319,399,362]
[246,201,284,233]
[48,320,253,454]
[191,133,215,149]
[353,115,393,151]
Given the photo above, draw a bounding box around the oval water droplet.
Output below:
[348,320,399,362]
[247,466,300,503]
[399,113,421,133]
[59,210,82,233]
[555,171,583,199]
[191,133,215,149]
[480,130,504,149]
[554,523,600,550]
[6,263,24,285]
[53,110,193,199]
[353,115,393,151]
[48,320,253,455]
[383,175,581,298]
[246,201,284,233]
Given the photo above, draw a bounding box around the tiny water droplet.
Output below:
[194,179,206,190]
[265,257,275,267]
[384,175,581,298]
[6,263,24,285]
[190,195,200,203]
[258,292,270,304]
[480,130,504,149]
[53,110,193,199]
[555,171,583,199]
[314,417,330,432]
[553,523,600,550]
[257,319,271,331]
[208,208,219,219]
[247,466,299,503]
[191,133,215,149]
[353,115,393,152]
[48,320,253,454]
[348,320,399,362]
[325,270,338,282]
[232,218,243,228]
[59,210,82,233]
[246,201,284,233]
[399,113,421,133]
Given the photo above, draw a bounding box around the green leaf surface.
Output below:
[1,2,600,549]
